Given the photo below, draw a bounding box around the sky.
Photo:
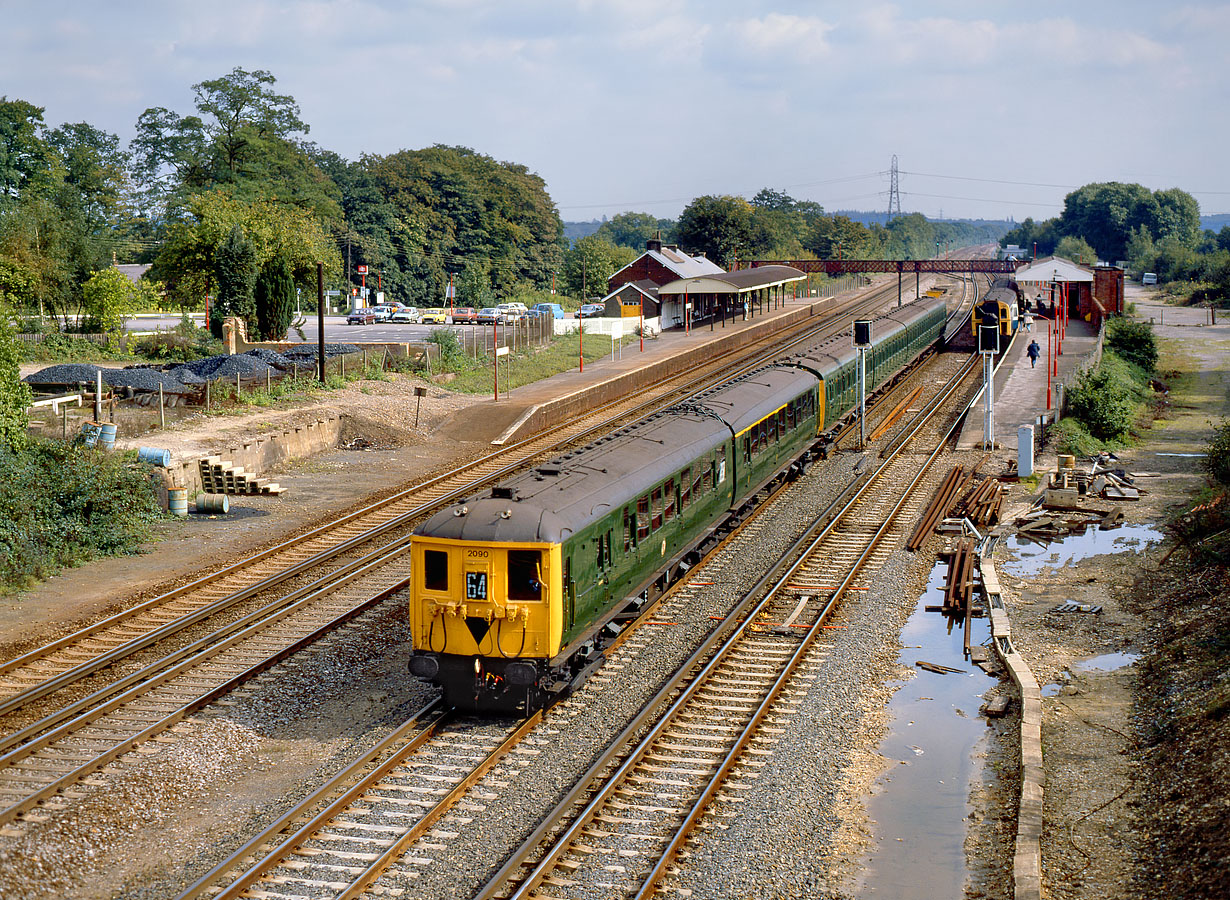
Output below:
[2,1,1228,224]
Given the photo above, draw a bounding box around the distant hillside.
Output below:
[834,210,1014,234]
[1201,214,1230,232]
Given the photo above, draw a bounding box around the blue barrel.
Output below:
[81,422,100,447]
[97,422,117,450]
[195,493,230,514]
[138,447,172,467]
[168,488,188,517]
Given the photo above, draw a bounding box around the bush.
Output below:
[1065,353,1145,441]
[129,318,222,362]
[1105,317,1159,371]
[19,332,132,362]
[1204,419,1230,488]
[0,440,162,592]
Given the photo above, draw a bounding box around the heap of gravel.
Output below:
[25,344,362,393]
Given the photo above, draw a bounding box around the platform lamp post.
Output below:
[979,324,999,450]
[1046,317,1053,409]
[853,319,872,449]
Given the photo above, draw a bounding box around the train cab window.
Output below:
[508,550,542,601]
[680,467,692,509]
[423,549,449,592]
[637,496,650,540]
[651,487,663,531]
[664,478,676,520]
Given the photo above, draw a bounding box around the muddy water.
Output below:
[856,563,996,899]
[1000,524,1163,578]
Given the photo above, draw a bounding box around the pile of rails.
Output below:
[907,460,1006,551]
[1014,454,1144,541]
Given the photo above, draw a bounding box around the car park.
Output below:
[420,308,453,324]
[577,303,605,318]
[346,308,376,325]
[476,307,502,325]
[390,306,421,324]
[532,302,566,319]
[451,306,478,323]
[370,305,395,322]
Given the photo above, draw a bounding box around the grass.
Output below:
[440,333,639,394]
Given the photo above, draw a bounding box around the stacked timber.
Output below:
[198,456,285,496]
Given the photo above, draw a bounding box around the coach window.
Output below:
[651,486,663,531]
[664,478,676,520]
[624,507,635,551]
[692,465,704,501]
[508,550,542,601]
[637,496,651,541]
[680,467,692,509]
[596,532,611,570]
[423,549,449,592]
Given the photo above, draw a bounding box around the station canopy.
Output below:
[1013,256,1093,284]
[657,264,807,296]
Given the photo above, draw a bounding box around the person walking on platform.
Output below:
[1027,339,1041,368]
[1023,310,1034,332]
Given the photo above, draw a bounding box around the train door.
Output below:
[563,555,575,631]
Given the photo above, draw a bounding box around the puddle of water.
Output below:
[1001,524,1163,578]
[1156,452,1206,457]
[857,563,996,900]
[1041,682,1062,697]
[1074,651,1140,672]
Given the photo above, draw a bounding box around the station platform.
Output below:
[956,315,1102,453]
[442,289,863,445]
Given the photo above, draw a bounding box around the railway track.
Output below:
[153,349,981,900]
[0,283,908,832]
[480,351,982,900]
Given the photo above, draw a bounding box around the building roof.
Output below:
[598,279,660,305]
[114,263,152,284]
[1013,256,1094,283]
[609,245,725,285]
[656,264,807,296]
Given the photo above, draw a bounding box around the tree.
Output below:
[1058,182,1159,263]
[153,190,340,316]
[561,235,624,299]
[44,122,131,230]
[1152,188,1201,248]
[0,98,56,203]
[458,258,494,308]
[594,212,670,251]
[212,224,257,337]
[675,195,757,267]
[805,215,882,259]
[254,256,295,341]
[80,266,160,338]
[0,309,30,452]
[1055,235,1098,265]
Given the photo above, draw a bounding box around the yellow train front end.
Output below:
[408,531,564,712]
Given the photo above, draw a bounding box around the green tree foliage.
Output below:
[212,224,256,337]
[0,98,57,203]
[80,266,161,337]
[357,145,564,303]
[0,311,31,453]
[254,256,295,341]
[675,195,758,267]
[1055,235,1099,265]
[560,235,632,299]
[593,212,672,251]
[750,189,824,258]
[131,67,338,223]
[458,258,494,308]
[805,214,884,259]
[44,122,132,231]
[154,190,340,315]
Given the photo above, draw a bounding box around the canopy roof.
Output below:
[657,264,806,296]
[1013,256,1094,283]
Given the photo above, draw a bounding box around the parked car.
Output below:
[420,308,453,324]
[476,307,502,325]
[370,305,396,322]
[346,307,376,325]
[577,303,606,318]
[451,306,478,323]
[495,302,526,323]
[532,302,567,319]
[390,306,421,324]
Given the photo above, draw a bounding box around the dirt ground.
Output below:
[5,287,1228,898]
